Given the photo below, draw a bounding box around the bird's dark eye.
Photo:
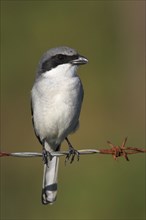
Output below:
[57,54,65,60]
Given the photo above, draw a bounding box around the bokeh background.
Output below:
[1,1,145,220]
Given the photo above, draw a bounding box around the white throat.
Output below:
[42,64,78,79]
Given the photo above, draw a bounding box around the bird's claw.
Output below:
[65,148,80,165]
[42,148,48,165]
[65,137,80,165]
[42,148,53,167]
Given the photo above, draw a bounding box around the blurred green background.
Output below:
[0,1,145,220]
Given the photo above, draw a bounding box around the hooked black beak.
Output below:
[71,55,88,65]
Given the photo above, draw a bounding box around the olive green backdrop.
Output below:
[0,1,145,220]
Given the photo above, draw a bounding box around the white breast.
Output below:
[31,64,83,149]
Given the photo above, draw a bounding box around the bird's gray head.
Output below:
[36,46,88,77]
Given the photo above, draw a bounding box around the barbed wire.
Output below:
[0,137,145,162]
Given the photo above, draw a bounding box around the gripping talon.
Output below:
[70,149,80,163]
[65,137,80,164]
[42,148,53,167]
[42,148,48,165]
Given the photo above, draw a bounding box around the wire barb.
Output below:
[100,137,146,161]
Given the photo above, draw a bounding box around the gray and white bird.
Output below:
[31,46,88,204]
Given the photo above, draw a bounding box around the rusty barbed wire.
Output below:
[0,138,145,162]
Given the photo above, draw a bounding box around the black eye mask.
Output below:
[41,54,79,73]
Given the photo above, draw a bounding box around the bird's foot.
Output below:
[65,137,80,165]
[42,148,53,167]
[65,147,80,164]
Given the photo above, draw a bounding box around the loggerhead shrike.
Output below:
[31,46,88,204]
